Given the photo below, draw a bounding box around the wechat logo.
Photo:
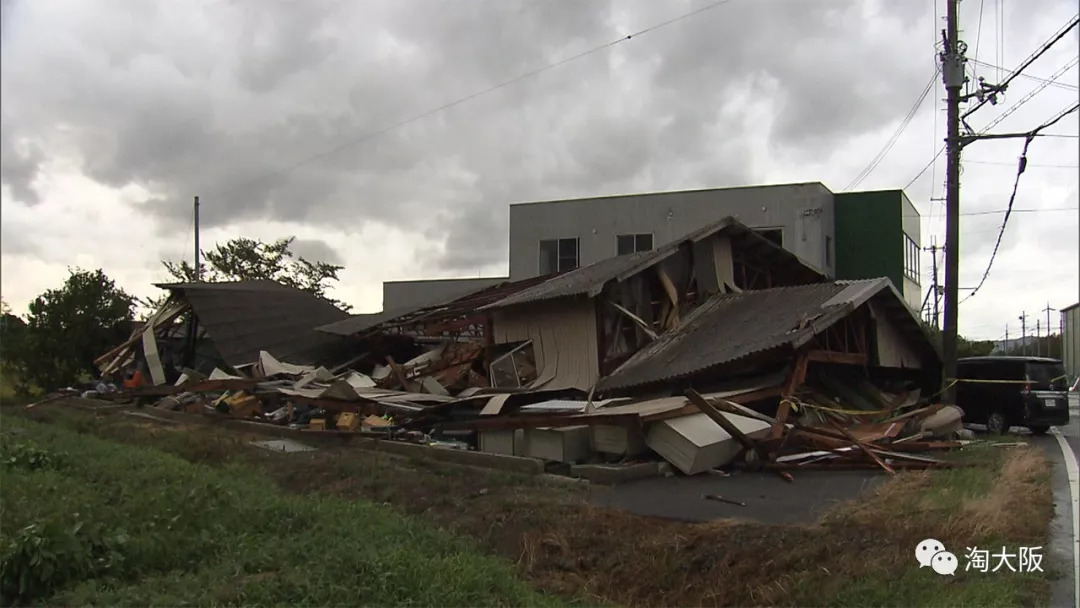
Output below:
[916,538,958,576]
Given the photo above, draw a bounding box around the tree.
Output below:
[144,236,350,313]
[924,324,995,358]
[4,269,135,393]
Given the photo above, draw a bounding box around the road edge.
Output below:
[1050,426,1079,608]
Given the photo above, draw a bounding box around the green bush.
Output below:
[1,436,62,471]
[0,519,127,603]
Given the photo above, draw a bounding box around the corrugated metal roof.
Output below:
[597,278,929,392]
[156,280,351,367]
[480,216,824,311]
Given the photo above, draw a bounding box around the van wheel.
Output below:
[986,411,1010,436]
[1029,426,1050,435]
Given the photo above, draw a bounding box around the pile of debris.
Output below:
[84,217,970,481]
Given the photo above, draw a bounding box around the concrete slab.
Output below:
[591,469,883,524]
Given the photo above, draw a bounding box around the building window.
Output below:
[539,238,579,274]
[616,233,653,255]
[754,228,783,247]
[904,233,919,282]
[825,235,833,267]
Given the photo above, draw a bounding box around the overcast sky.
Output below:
[1,0,1077,341]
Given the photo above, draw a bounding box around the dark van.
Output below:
[955,356,1070,435]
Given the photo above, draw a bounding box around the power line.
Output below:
[960,139,1030,304]
[961,102,1079,304]
[904,145,946,190]
[904,206,1078,218]
[906,53,1078,191]
[974,56,1079,134]
[843,69,939,190]
[961,206,1078,216]
[963,159,1078,168]
[962,14,1080,119]
[967,57,1079,91]
[973,0,986,79]
[203,0,739,203]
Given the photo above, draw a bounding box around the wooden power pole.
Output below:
[940,0,964,403]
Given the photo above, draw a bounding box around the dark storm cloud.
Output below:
[290,238,343,266]
[1,0,1074,276]
[0,119,42,205]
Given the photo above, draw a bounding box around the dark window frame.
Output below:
[754,228,784,247]
[538,237,580,274]
[616,233,654,255]
[903,233,920,283]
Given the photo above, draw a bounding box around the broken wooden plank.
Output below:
[827,419,895,476]
[608,301,660,340]
[771,354,809,441]
[712,399,777,425]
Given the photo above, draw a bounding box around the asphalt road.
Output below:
[1032,393,1079,608]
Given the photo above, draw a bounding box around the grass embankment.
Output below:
[3,402,1058,607]
[0,416,560,607]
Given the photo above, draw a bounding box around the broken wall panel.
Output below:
[491,298,599,392]
[869,300,924,369]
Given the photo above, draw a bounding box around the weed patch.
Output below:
[0,417,559,607]
[3,403,1058,607]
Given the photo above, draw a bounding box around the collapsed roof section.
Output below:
[472,216,832,391]
[155,280,351,367]
[597,278,941,393]
[480,216,826,311]
[315,274,555,339]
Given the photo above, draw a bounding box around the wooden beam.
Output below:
[768,354,808,442]
[827,419,896,476]
[805,350,868,365]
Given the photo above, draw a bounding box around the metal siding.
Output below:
[492,299,599,391]
[834,191,907,295]
[508,183,835,282]
[903,277,922,311]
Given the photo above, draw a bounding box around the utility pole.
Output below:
[1036,319,1042,357]
[194,196,202,282]
[1044,302,1056,358]
[924,240,942,329]
[1004,323,1009,353]
[1019,312,1028,356]
[940,0,965,402]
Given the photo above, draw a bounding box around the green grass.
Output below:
[0,366,41,406]
[0,418,562,607]
[791,441,1057,607]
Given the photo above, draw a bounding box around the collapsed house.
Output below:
[97,280,354,385]
[475,216,828,391]
[97,217,957,480]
